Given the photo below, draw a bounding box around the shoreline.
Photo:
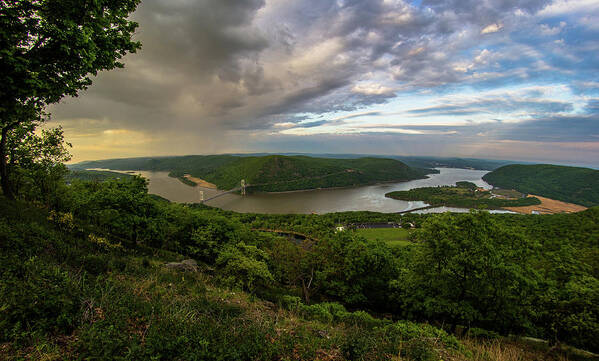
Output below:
[245,176,432,195]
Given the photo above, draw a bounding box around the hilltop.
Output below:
[482,164,599,207]
[72,155,435,192]
[2,194,598,360]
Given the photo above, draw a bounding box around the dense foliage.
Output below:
[0,0,141,199]
[2,173,598,358]
[1,199,471,360]
[483,164,599,206]
[66,169,134,183]
[73,154,436,191]
[385,183,541,209]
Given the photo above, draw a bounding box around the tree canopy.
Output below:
[0,0,141,198]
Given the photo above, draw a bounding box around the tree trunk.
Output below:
[301,278,310,304]
[0,126,14,200]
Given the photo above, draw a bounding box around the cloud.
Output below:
[407,96,574,117]
[46,0,599,165]
[481,23,503,34]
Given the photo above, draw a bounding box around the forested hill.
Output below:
[73,155,435,191]
[482,164,599,207]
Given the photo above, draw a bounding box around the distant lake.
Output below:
[94,167,514,214]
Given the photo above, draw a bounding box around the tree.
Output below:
[269,239,318,303]
[6,125,71,207]
[315,233,398,309]
[0,0,142,198]
[216,242,274,292]
[405,211,540,334]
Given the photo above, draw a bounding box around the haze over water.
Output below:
[119,168,499,214]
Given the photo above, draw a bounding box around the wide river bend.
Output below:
[97,167,514,214]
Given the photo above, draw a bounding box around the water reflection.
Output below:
[94,167,505,214]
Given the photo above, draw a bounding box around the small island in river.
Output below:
[385,181,541,210]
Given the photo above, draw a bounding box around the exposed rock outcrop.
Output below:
[164,259,199,272]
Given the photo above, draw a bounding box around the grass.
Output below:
[491,189,524,198]
[355,228,413,247]
[2,198,597,360]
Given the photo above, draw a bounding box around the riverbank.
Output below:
[180,174,218,189]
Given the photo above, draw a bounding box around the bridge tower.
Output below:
[199,190,204,203]
[241,179,246,196]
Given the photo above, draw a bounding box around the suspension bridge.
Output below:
[198,179,247,203]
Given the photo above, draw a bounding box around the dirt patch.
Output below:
[183,174,217,189]
[503,195,587,215]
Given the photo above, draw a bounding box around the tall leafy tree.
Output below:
[0,0,141,198]
[7,125,71,206]
[404,211,540,334]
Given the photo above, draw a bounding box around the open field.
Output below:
[355,227,413,247]
[504,195,588,214]
[491,188,524,198]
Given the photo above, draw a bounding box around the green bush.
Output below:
[341,329,376,361]
[82,254,109,275]
[298,303,334,323]
[338,310,384,329]
[382,321,461,351]
[404,338,439,361]
[280,295,302,310]
[0,258,81,343]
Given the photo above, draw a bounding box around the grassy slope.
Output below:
[482,164,599,207]
[2,199,593,361]
[73,155,434,191]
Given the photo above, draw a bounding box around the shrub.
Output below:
[404,338,439,361]
[298,303,334,323]
[338,310,384,329]
[0,258,81,343]
[382,321,461,351]
[280,295,302,310]
[341,330,375,361]
[82,254,109,275]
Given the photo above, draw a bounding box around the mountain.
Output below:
[73,155,435,192]
[482,164,599,207]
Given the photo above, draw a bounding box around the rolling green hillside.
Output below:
[73,155,435,191]
[482,164,599,207]
[66,169,133,182]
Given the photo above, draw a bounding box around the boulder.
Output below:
[164,259,199,272]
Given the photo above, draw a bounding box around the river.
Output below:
[94,167,516,214]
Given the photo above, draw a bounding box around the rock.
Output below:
[164,259,199,272]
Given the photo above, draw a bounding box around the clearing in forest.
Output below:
[355,227,413,247]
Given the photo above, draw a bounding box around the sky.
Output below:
[48,0,599,165]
